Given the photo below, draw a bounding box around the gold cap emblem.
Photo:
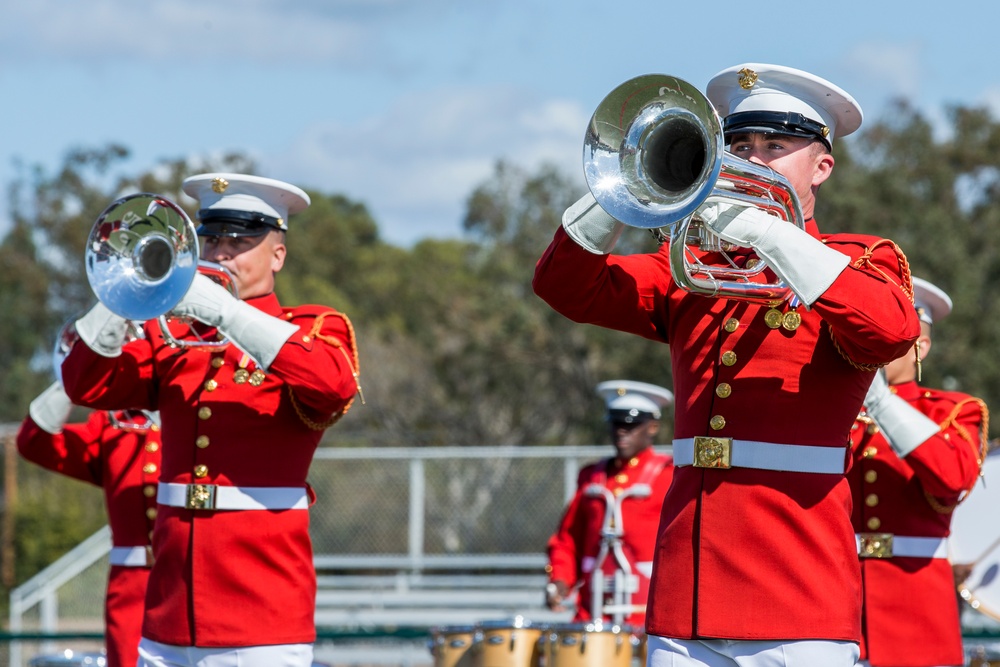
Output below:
[738,68,758,90]
[211,177,229,193]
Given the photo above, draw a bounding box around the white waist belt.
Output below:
[109,546,152,567]
[157,483,309,511]
[673,437,846,474]
[856,533,948,559]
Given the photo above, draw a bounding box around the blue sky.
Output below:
[3,0,997,247]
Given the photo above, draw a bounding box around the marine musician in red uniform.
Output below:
[18,382,160,667]
[545,380,674,627]
[61,173,361,667]
[533,63,921,666]
[850,277,989,667]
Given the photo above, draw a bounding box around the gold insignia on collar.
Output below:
[211,177,229,193]
[738,68,758,90]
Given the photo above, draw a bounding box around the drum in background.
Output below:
[950,451,1000,621]
[430,625,479,667]
[476,617,543,667]
[967,644,1000,667]
[543,622,633,667]
[29,650,107,666]
[629,627,647,666]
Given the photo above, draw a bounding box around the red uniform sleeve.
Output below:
[15,411,111,487]
[546,489,587,588]
[60,333,157,412]
[533,226,673,342]
[268,307,360,423]
[811,236,921,368]
[906,395,987,504]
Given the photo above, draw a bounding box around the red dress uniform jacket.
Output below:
[533,220,920,642]
[547,448,674,626]
[61,293,359,648]
[16,410,160,667]
[849,381,987,666]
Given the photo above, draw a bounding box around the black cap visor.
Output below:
[724,111,831,149]
[608,408,655,425]
[196,209,284,238]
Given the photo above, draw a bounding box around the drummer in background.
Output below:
[849,276,990,667]
[545,380,674,628]
[17,381,161,667]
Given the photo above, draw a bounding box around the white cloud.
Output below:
[267,86,588,245]
[841,39,925,104]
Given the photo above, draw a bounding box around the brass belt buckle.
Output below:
[859,532,894,558]
[186,484,217,510]
[693,436,732,469]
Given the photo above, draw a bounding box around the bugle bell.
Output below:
[583,74,805,304]
[85,193,236,348]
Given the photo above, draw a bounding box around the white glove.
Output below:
[562,192,625,255]
[172,273,298,370]
[863,370,940,457]
[697,202,851,306]
[74,302,128,357]
[29,382,74,434]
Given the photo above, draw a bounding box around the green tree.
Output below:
[819,100,1000,415]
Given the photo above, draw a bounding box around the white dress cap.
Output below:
[596,380,674,422]
[706,63,863,148]
[182,173,310,236]
[911,276,952,326]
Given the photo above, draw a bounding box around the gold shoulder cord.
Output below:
[924,397,991,514]
[287,311,363,431]
[829,240,915,371]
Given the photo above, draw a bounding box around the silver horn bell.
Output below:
[584,74,805,304]
[86,194,199,322]
[85,193,236,349]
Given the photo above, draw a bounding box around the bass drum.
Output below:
[951,451,1000,617]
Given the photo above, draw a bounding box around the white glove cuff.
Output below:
[219,302,298,371]
[754,223,850,307]
[868,393,941,457]
[562,193,625,255]
[74,302,128,357]
[29,382,74,434]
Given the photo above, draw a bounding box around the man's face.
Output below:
[200,231,286,300]
[609,418,660,461]
[727,132,833,211]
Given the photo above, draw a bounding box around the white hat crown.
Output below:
[911,276,952,325]
[706,63,863,147]
[596,380,674,420]
[182,173,310,230]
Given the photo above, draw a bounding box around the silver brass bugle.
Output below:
[584,74,805,304]
[85,193,236,348]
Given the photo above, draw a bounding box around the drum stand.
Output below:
[584,483,651,625]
